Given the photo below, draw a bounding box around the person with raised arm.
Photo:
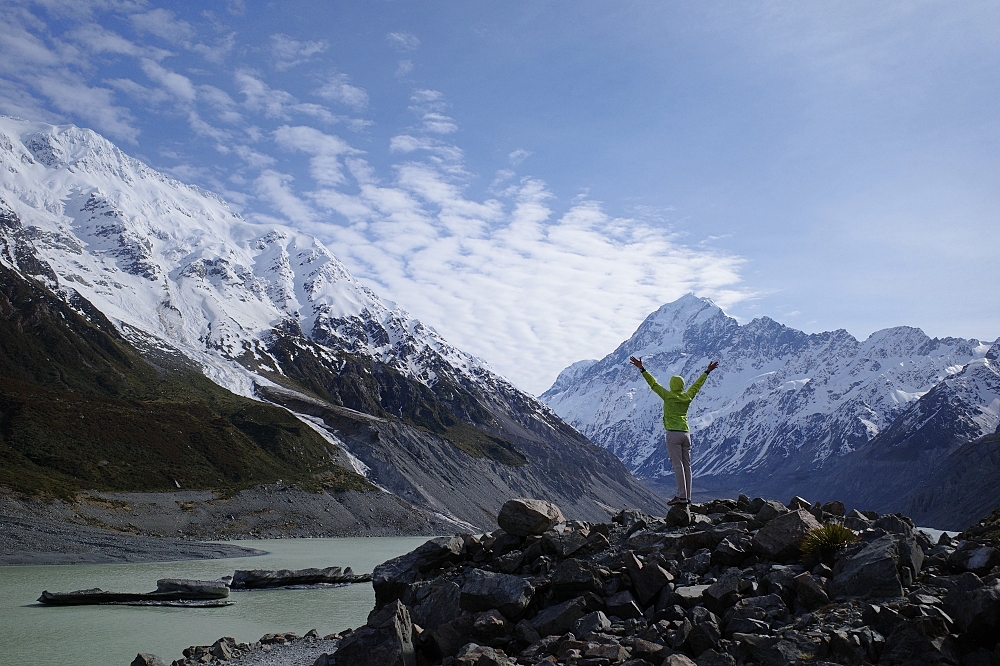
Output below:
[629,356,719,505]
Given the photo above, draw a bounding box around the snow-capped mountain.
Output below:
[541,294,999,499]
[0,116,500,399]
[0,115,666,526]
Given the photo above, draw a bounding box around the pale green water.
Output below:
[0,537,429,666]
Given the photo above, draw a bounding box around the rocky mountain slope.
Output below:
[542,295,999,519]
[0,115,665,529]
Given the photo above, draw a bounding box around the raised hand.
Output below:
[707,361,719,373]
[629,356,645,372]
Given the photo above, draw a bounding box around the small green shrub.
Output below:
[800,523,859,564]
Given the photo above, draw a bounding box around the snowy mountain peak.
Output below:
[543,295,995,486]
[0,115,515,404]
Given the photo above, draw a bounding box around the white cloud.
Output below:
[130,8,195,44]
[315,73,368,111]
[508,148,532,165]
[273,124,356,186]
[271,33,327,71]
[140,58,196,102]
[387,32,420,51]
[268,125,749,393]
[395,59,414,77]
[236,71,340,124]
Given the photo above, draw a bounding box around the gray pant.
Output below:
[666,430,693,499]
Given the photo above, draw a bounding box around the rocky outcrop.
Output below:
[38,579,230,606]
[230,566,370,589]
[333,496,1000,666]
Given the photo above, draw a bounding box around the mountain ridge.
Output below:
[0,115,667,529]
[542,294,998,523]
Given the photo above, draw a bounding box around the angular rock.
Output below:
[455,643,514,666]
[334,599,416,666]
[704,568,742,614]
[694,648,736,666]
[494,550,523,574]
[630,637,666,662]
[131,654,168,666]
[821,500,846,517]
[513,618,540,645]
[531,596,588,636]
[497,499,564,537]
[663,655,698,666]
[460,569,534,619]
[754,500,788,524]
[606,590,644,619]
[879,617,960,665]
[472,609,510,642]
[829,534,903,599]
[750,509,821,561]
[674,584,710,608]
[551,558,604,599]
[787,496,810,510]
[623,551,673,607]
[430,615,475,659]
[948,545,1000,575]
[541,529,588,558]
[686,606,722,656]
[372,536,464,608]
[863,603,905,638]
[734,631,821,665]
[586,643,629,661]
[711,535,750,568]
[942,576,1000,646]
[792,572,829,610]
[210,638,234,661]
[411,580,461,633]
[572,610,611,637]
[666,503,693,527]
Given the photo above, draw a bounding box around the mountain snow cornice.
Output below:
[541,293,998,485]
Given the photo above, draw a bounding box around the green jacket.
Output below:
[641,370,709,432]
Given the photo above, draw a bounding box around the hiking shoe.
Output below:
[667,496,684,505]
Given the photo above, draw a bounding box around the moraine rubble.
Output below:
[153,497,1000,666]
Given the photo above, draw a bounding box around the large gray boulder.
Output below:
[829,534,903,599]
[334,600,416,666]
[948,544,1000,575]
[459,569,534,619]
[879,617,960,665]
[531,596,588,636]
[550,558,604,599]
[372,536,464,608]
[750,509,821,561]
[497,499,564,536]
[606,590,643,619]
[410,580,462,633]
[942,575,1000,646]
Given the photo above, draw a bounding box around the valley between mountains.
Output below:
[0,115,664,558]
[1,115,997,564]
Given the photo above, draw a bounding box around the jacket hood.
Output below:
[669,376,685,392]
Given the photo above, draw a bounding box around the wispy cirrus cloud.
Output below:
[387,32,420,51]
[315,73,368,111]
[271,33,327,71]
[256,112,750,392]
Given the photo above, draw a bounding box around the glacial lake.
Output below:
[0,536,430,666]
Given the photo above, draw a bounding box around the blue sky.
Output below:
[1,1,998,393]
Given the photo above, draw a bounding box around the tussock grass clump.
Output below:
[800,523,860,564]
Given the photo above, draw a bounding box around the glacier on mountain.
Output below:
[542,293,998,489]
